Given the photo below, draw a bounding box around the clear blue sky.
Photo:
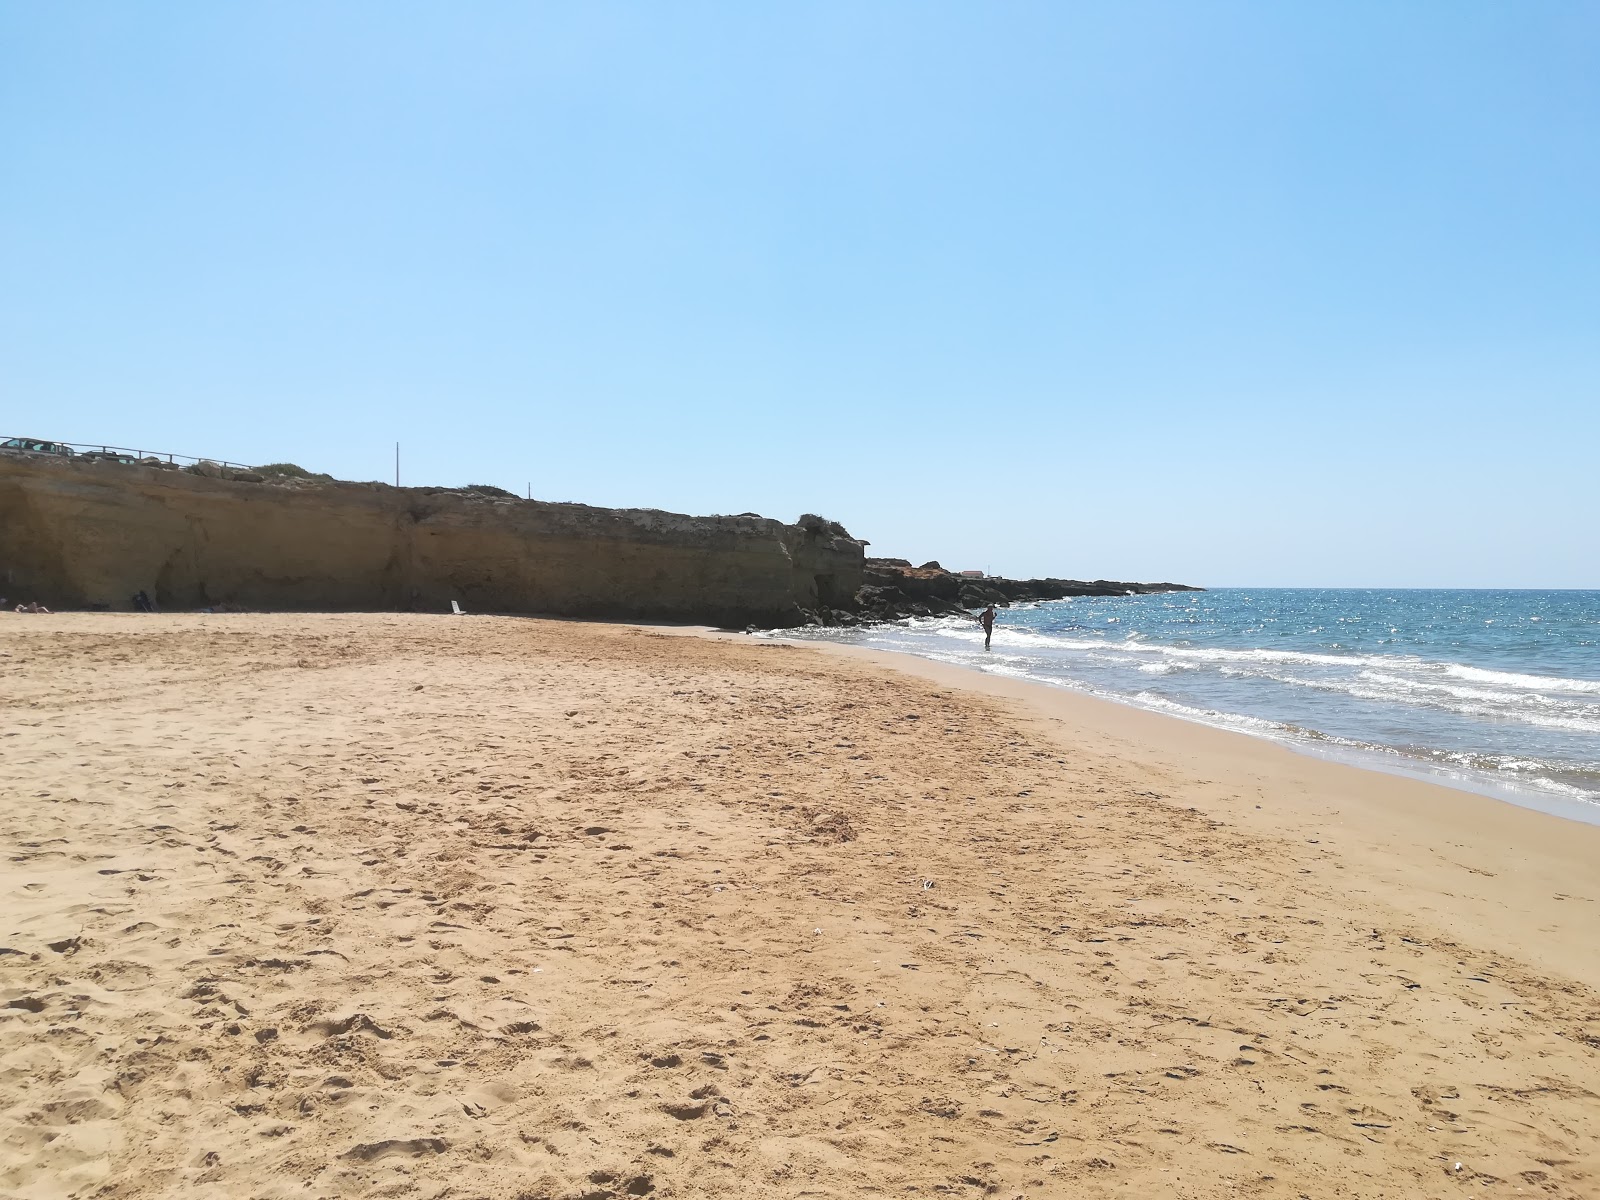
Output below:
[4,3,1597,587]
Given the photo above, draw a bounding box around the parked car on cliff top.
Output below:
[1,437,76,457]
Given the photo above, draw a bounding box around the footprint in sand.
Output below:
[310,1013,401,1039]
[341,1137,449,1162]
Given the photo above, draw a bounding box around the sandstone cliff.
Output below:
[0,454,863,627]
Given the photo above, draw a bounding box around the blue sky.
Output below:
[4,2,1597,586]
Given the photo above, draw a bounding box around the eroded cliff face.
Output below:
[0,456,863,627]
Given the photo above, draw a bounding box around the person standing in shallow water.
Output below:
[978,604,996,650]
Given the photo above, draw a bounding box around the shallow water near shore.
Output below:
[782,588,1600,824]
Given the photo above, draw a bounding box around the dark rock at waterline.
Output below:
[779,559,1202,628]
[958,582,1011,608]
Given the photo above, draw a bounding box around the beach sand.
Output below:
[2,613,1596,1199]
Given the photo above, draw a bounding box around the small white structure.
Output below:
[450,600,465,615]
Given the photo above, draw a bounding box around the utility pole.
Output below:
[395,442,400,488]
[526,482,531,500]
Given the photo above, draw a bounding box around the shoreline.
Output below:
[692,627,1600,993]
[760,620,1600,828]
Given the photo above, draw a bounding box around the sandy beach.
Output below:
[2,613,1596,1200]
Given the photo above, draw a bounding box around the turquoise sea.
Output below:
[782,589,1600,824]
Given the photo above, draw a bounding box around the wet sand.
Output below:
[2,613,1596,1199]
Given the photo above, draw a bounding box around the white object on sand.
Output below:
[451,601,464,615]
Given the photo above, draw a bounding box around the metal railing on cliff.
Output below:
[0,437,254,472]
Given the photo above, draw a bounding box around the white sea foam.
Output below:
[1522,777,1600,802]
[981,625,1405,669]
[1442,663,1600,695]
[1357,671,1536,706]
[1338,689,1600,735]
[960,621,1600,700]
[1205,668,1600,735]
[1126,692,1299,737]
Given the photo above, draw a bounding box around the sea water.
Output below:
[779,589,1600,824]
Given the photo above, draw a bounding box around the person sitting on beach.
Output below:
[15,602,52,614]
[978,604,996,650]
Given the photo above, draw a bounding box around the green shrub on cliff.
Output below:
[463,483,519,499]
[797,513,854,540]
[255,462,333,481]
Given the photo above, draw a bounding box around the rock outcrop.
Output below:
[0,453,863,627]
[819,559,1202,624]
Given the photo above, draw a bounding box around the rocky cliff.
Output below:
[0,454,863,627]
